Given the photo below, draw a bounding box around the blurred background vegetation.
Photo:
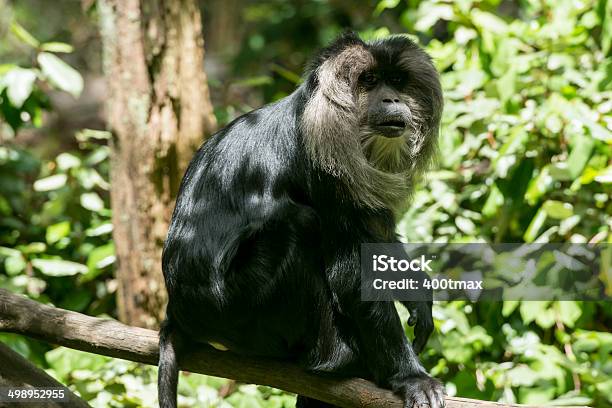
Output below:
[0,0,610,407]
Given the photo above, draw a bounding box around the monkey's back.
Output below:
[160,90,323,353]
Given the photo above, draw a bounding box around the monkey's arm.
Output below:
[326,242,444,408]
[403,300,434,354]
[328,243,426,378]
[385,242,434,355]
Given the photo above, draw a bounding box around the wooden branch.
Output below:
[0,289,587,408]
[0,342,90,407]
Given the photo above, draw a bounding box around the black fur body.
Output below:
[159,32,444,408]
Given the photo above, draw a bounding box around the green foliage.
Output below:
[0,21,83,132]
[411,301,612,406]
[0,129,114,317]
[28,346,295,407]
[396,0,611,245]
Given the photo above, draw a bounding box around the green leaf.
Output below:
[523,207,547,243]
[0,64,17,76]
[559,214,581,235]
[75,128,111,141]
[269,64,301,84]
[550,135,596,181]
[596,380,612,401]
[0,246,21,258]
[548,391,592,406]
[518,387,556,405]
[86,222,113,237]
[46,347,109,382]
[415,4,454,31]
[3,68,37,108]
[520,301,551,324]
[535,308,556,328]
[374,0,400,16]
[497,68,516,104]
[601,0,612,54]
[491,38,518,76]
[482,184,504,217]
[18,242,46,254]
[0,196,10,216]
[81,243,115,283]
[76,168,109,190]
[441,332,475,363]
[40,42,74,53]
[525,166,553,205]
[0,333,32,359]
[493,128,528,177]
[556,301,582,327]
[544,114,563,133]
[517,302,556,330]
[31,259,87,277]
[457,70,487,96]
[10,22,40,48]
[37,52,83,98]
[33,174,67,191]
[56,152,81,170]
[59,289,92,312]
[507,365,540,387]
[542,200,573,219]
[360,27,394,41]
[80,192,105,212]
[46,221,71,244]
[584,120,611,142]
[502,300,519,317]
[233,75,273,87]
[87,243,115,271]
[84,146,110,166]
[5,255,26,276]
[455,216,476,234]
[471,9,508,34]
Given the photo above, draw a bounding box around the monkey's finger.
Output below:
[430,383,445,408]
[428,392,442,408]
[436,387,446,408]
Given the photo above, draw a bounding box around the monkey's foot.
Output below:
[396,376,445,408]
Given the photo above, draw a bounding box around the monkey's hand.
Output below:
[404,301,434,354]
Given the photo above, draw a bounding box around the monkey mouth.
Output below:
[373,120,407,138]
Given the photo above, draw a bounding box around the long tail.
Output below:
[158,319,180,408]
[296,395,338,407]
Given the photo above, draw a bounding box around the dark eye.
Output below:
[360,71,377,86]
[389,74,404,85]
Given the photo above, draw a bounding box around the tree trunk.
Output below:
[96,0,216,328]
[202,0,242,58]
